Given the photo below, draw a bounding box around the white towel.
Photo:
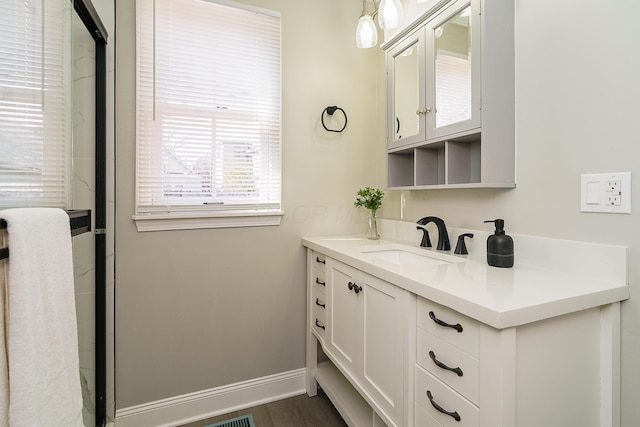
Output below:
[0,208,84,426]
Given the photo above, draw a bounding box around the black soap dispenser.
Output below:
[484,219,514,268]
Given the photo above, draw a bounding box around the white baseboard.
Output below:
[114,368,306,427]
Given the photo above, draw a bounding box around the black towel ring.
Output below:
[321,106,348,133]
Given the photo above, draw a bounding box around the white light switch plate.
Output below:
[580,172,631,214]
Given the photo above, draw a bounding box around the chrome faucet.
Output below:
[416,216,451,251]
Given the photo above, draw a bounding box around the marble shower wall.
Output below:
[72,12,97,426]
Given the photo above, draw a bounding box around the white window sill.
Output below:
[133,210,284,232]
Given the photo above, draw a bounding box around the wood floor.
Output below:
[179,389,347,427]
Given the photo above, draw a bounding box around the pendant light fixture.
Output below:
[355,0,403,49]
[356,12,378,48]
[378,0,403,30]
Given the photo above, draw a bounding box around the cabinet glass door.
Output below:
[434,5,472,129]
[388,29,425,150]
[394,41,420,142]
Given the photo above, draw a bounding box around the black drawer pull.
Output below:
[429,311,463,333]
[316,257,325,264]
[315,319,325,330]
[315,278,325,286]
[429,351,463,376]
[315,298,325,308]
[426,390,461,422]
[348,281,354,290]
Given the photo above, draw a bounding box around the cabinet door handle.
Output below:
[315,257,325,264]
[315,278,325,286]
[429,311,463,333]
[348,282,362,294]
[429,351,463,377]
[315,298,325,308]
[315,319,325,330]
[426,390,461,422]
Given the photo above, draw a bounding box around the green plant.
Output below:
[354,187,384,212]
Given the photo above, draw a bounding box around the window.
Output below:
[0,0,72,208]
[135,0,282,231]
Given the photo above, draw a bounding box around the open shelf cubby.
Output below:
[416,142,445,186]
[388,149,415,187]
[447,137,481,184]
[387,133,486,189]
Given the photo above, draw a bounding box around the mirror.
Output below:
[434,5,472,128]
[393,41,420,141]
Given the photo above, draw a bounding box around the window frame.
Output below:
[134,0,283,232]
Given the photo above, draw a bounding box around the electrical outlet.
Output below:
[607,181,621,193]
[581,172,631,214]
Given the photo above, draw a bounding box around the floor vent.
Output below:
[206,414,255,427]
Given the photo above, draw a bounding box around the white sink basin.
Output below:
[358,244,463,267]
[365,249,449,266]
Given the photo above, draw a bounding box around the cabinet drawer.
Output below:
[312,268,326,291]
[312,252,327,269]
[415,365,479,427]
[417,328,479,404]
[312,305,326,337]
[417,298,479,357]
[312,286,327,312]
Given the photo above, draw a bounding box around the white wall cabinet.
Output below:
[384,0,515,189]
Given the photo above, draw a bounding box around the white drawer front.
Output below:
[417,297,479,358]
[312,251,327,270]
[312,267,326,292]
[415,365,479,427]
[312,305,326,337]
[312,287,327,312]
[417,328,479,404]
[416,401,451,427]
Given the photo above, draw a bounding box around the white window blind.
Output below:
[135,0,282,229]
[0,0,72,208]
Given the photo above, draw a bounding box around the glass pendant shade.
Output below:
[378,0,403,30]
[356,14,378,48]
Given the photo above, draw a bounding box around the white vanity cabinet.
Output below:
[304,238,626,427]
[307,250,411,427]
[384,0,515,189]
[325,258,410,427]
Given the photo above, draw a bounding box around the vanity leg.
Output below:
[306,333,319,396]
[600,302,621,427]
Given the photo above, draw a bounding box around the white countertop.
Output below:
[302,226,630,329]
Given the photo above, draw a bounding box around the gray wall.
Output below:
[380,1,640,425]
[114,0,385,408]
